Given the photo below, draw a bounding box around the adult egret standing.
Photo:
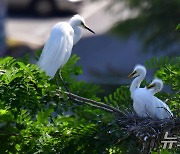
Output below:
[147,78,173,119]
[128,65,153,117]
[37,14,95,89]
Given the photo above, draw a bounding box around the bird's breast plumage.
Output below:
[132,88,154,117]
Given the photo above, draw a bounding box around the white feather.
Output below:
[129,65,150,117]
[37,14,94,78]
[132,87,154,117]
[148,79,173,119]
[37,22,74,78]
[152,97,173,119]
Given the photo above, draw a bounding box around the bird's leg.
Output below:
[59,68,70,92]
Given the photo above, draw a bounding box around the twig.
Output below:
[72,97,114,113]
[64,91,127,117]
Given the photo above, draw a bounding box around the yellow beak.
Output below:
[147,83,155,89]
[128,71,136,78]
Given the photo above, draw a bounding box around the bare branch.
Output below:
[72,97,114,113]
[62,91,127,117]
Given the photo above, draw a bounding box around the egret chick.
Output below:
[128,65,147,95]
[147,78,163,95]
[128,65,153,117]
[37,14,95,89]
[147,79,173,119]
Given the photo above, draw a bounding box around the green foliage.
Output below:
[0,53,179,153]
[0,54,107,153]
[0,57,50,108]
[110,0,180,53]
[104,86,131,110]
[0,108,13,122]
[176,24,180,30]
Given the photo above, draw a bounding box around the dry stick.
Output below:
[73,97,114,113]
[64,91,127,117]
[57,90,114,113]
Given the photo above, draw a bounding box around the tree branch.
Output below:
[63,91,127,117]
[71,96,114,113]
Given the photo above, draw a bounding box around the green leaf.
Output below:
[36,108,54,123]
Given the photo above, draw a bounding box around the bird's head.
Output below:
[128,65,146,78]
[69,14,95,34]
[147,78,163,92]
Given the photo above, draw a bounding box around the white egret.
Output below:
[147,78,173,119]
[37,14,95,89]
[128,65,146,95]
[128,65,153,117]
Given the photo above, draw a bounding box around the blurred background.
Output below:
[0,0,180,91]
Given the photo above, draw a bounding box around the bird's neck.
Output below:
[130,75,145,94]
[149,88,158,95]
[72,26,82,45]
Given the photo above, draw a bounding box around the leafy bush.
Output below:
[0,54,179,153]
[0,55,103,153]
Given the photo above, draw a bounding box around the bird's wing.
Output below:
[37,22,74,78]
[153,97,173,119]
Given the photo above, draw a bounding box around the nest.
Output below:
[115,111,180,153]
[60,91,180,154]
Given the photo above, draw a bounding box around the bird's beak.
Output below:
[147,83,155,89]
[128,71,136,78]
[83,24,95,34]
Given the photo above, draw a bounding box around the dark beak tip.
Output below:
[89,29,95,34]
[84,25,95,34]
